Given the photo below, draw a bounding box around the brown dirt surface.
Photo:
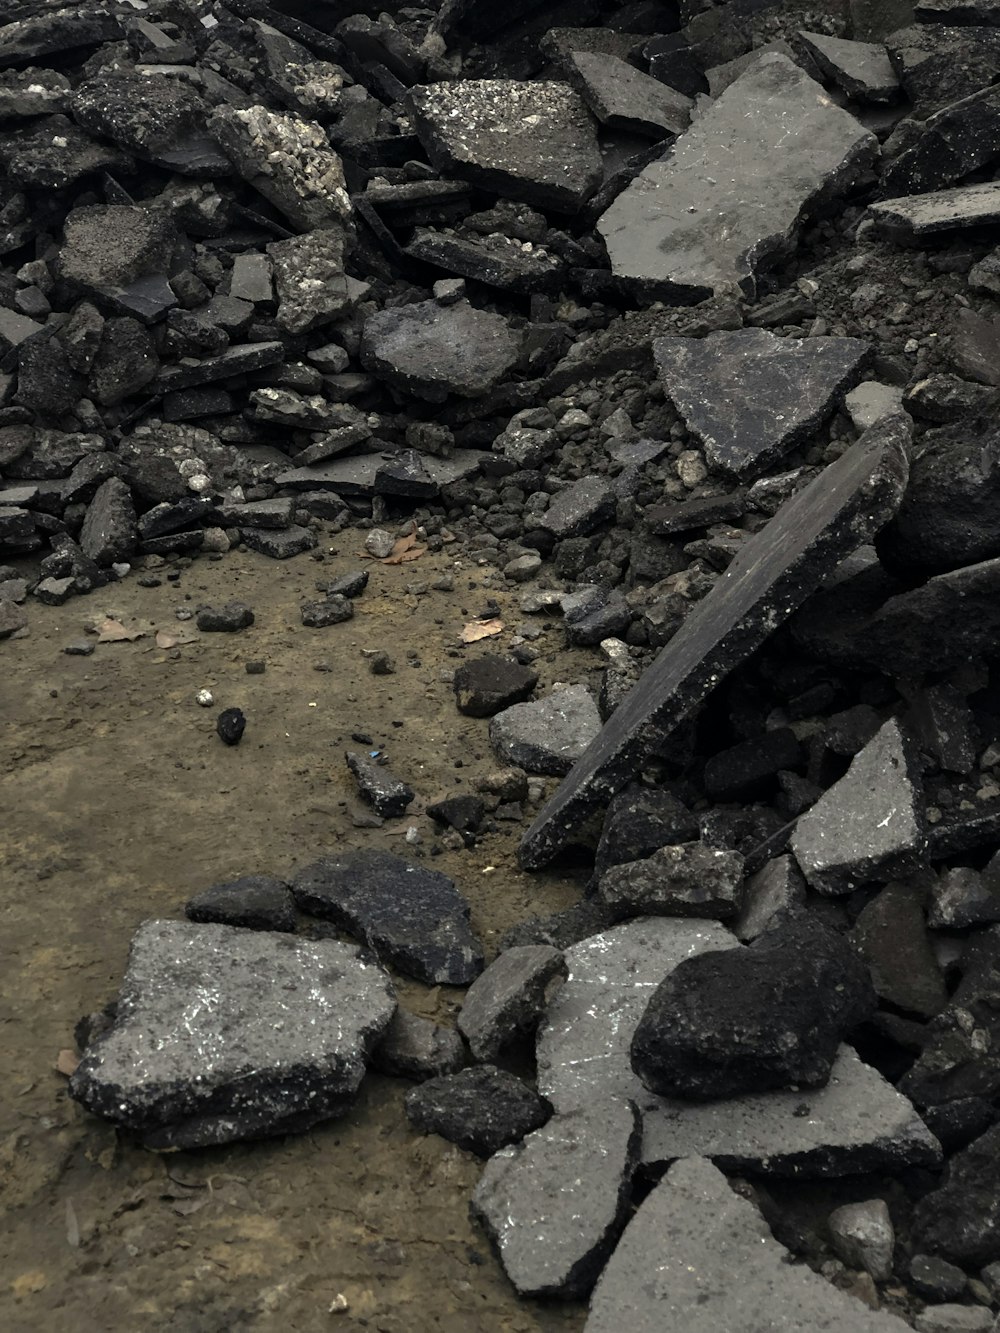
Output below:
[1,540,594,1333]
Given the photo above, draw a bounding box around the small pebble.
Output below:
[217,707,246,746]
[64,641,94,656]
[245,660,266,675]
[196,689,214,707]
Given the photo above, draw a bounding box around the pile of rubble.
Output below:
[7,0,1000,1327]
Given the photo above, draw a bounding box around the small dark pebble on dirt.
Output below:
[217,708,246,746]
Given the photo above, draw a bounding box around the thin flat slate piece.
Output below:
[519,415,910,870]
[566,50,692,137]
[654,329,869,479]
[69,920,396,1149]
[597,54,877,300]
[798,31,901,102]
[585,1157,911,1333]
[868,182,1000,240]
[538,919,941,1177]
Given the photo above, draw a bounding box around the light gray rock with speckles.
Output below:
[473,1099,640,1298]
[69,920,396,1149]
[585,1156,910,1332]
[459,945,567,1061]
[490,684,601,776]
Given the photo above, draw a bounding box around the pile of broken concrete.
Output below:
[3,0,1000,1327]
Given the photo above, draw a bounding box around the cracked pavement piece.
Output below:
[408,80,603,214]
[458,945,567,1061]
[490,684,602,777]
[68,920,396,1149]
[585,1156,910,1332]
[472,1099,640,1298]
[597,54,878,300]
[537,917,940,1175]
[519,414,910,870]
[654,328,869,479]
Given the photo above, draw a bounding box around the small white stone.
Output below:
[196,689,214,707]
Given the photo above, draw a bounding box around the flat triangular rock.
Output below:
[654,328,869,479]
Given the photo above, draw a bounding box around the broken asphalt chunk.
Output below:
[361,299,520,402]
[538,918,940,1176]
[68,920,395,1149]
[458,945,566,1062]
[586,1157,910,1333]
[519,414,910,870]
[472,1099,640,1299]
[490,684,602,778]
[597,54,877,300]
[185,875,296,933]
[564,50,692,138]
[868,181,1000,239]
[292,849,483,986]
[790,718,925,895]
[597,843,745,921]
[344,750,413,818]
[405,1065,549,1157]
[408,80,602,215]
[654,328,869,479]
[799,31,901,103]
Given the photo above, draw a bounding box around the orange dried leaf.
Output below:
[97,618,144,643]
[460,618,503,643]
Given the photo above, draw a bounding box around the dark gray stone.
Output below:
[882,85,1000,197]
[913,1123,1000,1267]
[217,709,246,747]
[654,329,869,479]
[597,55,877,300]
[790,719,925,895]
[799,31,901,101]
[593,786,700,883]
[877,417,1000,575]
[185,875,296,932]
[68,920,395,1148]
[852,880,947,1019]
[472,1099,640,1298]
[538,918,939,1175]
[540,476,616,538]
[929,867,1000,929]
[370,1009,466,1081]
[409,80,602,214]
[300,595,353,627]
[499,900,616,952]
[157,342,285,392]
[216,499,294,531]
[454,654,538,718]
[88,317,158,407]
[292,849,483,986]
[242,525,317,559]
[0,114,127,189]
[406,228,564,296]
[361,299,520,402]
[197,601,254,633]
[950,307,1000,386]
[520,415,911,870]
[597,843,746,921]
[631,915,875,1099]
[909,1254,969,1301]
[344,751,413,819]
[458,946,567,1061]
[0,600,27,638]
[565,51,692,137]
[79,477,137,568]
[405,1065,549,1157]
[585,1157,910,1333]
[490,685,601,777]
[72,74,210,166]
[0,10,123,67]
[703,728,803,801]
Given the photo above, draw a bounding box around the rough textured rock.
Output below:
[799,31,901,101]
[585,1157,909,1333]
[877,416,1000,575]
[538,918,939,1175]
[458,946,566,1061]
[268,227,350,334]
[828,1199,896,1282]
[370,1009,466,1081]
[791,719,925,894]
[453,655,538,718]
[361,299,520,402]
[520,415,910,869]
[405,1066,550,1157]
[490,685,601,777]
[868,181,1000,240]
[654,329,869,479]
[732,855,808,942]
[597,843,746,921]
[539,476,616,538]
[593,785,700,883]
[292,850,483,986]
[912,1123,1000,1267]
[185,875,296,933]
[79,477,136,568]
[69,920,395,1149]
[409,80,602,214]
[472,1099,640,1298]
[344,750,413,818]
[597,54,877,299]
[882,85,1000,197]
[631,915,875,1099]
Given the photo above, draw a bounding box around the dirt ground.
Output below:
[1,536,595,1333]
